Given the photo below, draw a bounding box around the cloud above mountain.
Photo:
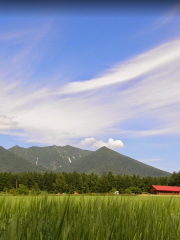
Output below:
[80,137,124,150]
[79,137,96,146]
[93,138,124,149]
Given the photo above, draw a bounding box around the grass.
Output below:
[0,195,180,239]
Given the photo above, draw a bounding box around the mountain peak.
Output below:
[98,146,114,152]
[0,147,47,173]
[57,145,171,177]
[9,144,92,171]
[14,145,20,148]
[0,146,6,150]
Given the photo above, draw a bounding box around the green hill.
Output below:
[56,146,171,177]
[8,144,171,177]
[8,145,92,170]
[0,147,47,173]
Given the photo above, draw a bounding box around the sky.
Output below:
[0,2,180,173]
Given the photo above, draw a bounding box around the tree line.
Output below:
[0,171,179,194]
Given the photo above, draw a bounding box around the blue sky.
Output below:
[0,3,180,173]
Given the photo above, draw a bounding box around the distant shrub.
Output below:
[119,188,124,194]
[2,187,9,193]
[109,188,117,194]
[16,184,29,195]
[31,183,41,195]
[10,188,18,196]
[130,187,142,194]
[124,189,131,194]
[40,191,49,195]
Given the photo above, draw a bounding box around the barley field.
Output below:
[0,195,180,240]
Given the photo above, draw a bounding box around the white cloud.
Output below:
[79,137,96,146]
[80,137,124,150]
[92,138,124,150]
[0,115,18,130]
[107,138,124,149]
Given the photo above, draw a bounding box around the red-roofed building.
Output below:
[148,185,180,195]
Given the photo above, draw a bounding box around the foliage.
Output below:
[53,174,68,193]
[9,145,92,171]
[31,183,41,195]
[16,184,29,195]
[56,146,171,177]
[130,187,142,194]
[0,170,180,194]
[7,145,171,177]
[109,187,117,194]
[10,188,17,196]
[0,195,180,239]
[124,188,131,194]
[0,146,47,173]
[2,188,9,193]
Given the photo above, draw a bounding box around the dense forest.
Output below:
[0,171,180,194]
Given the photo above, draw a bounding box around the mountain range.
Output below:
[0,146,47,173]
[55,146,171,177]
[0,145,170,177]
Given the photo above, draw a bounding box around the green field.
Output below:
[0,195,180,239]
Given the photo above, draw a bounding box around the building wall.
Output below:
[150,190,180,195]
[156,191,180,195]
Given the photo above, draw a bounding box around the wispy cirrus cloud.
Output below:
[0,115,19,130]
[1,33,180,145]
[0,29,36,42]
[151,3,180,30]
[59,39,180,94]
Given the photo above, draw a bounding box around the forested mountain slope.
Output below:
[56,146,171,177]
[8,145,92,170]
[0,147,47,173]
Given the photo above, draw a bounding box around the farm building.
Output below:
[148,185,180,195]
